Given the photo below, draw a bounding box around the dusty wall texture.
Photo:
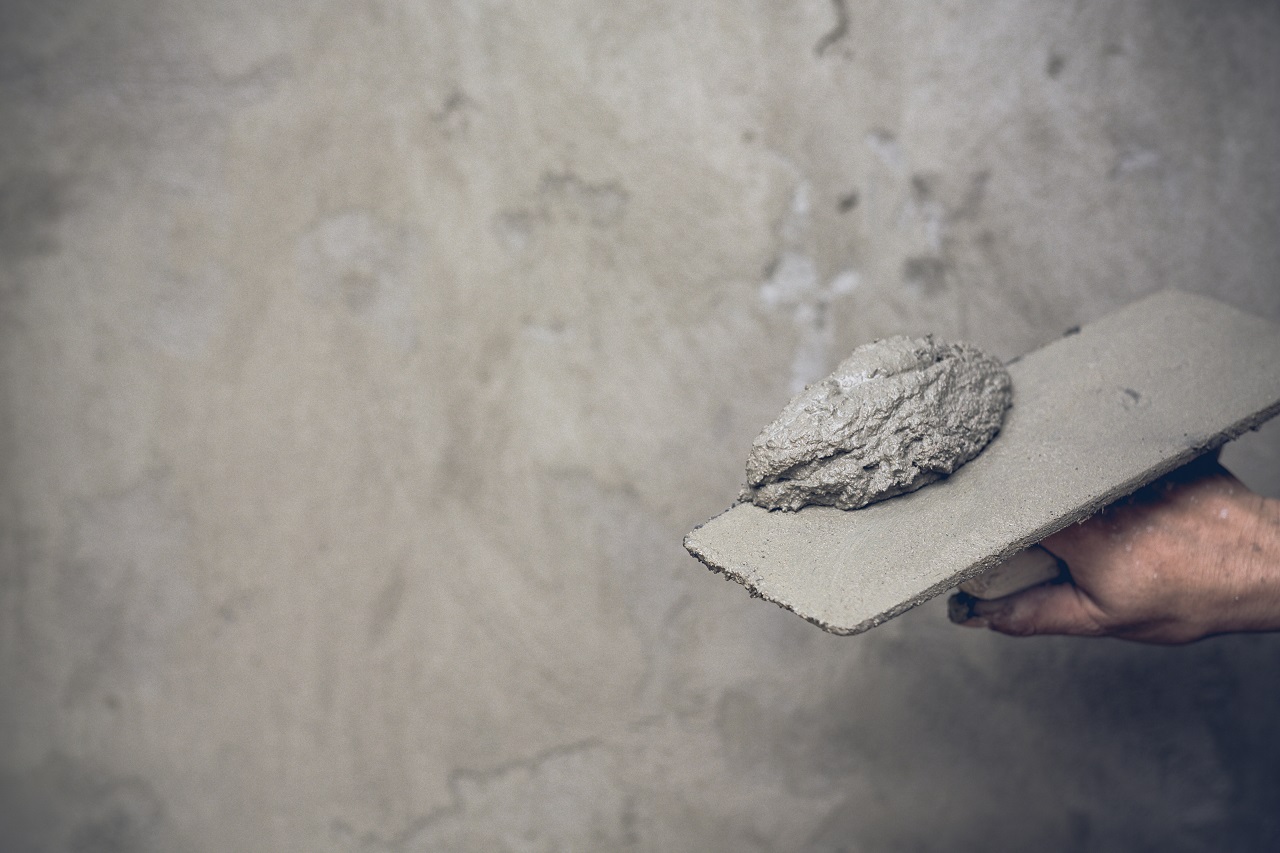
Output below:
[3,1,1280,851]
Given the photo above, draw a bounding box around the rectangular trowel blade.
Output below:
[683,291,1280,635]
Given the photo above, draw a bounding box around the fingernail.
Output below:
[947,592,978,624]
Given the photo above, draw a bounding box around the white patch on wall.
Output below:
[866,129,905,172]
[1111,146,1162,178]
[906,187,947,253]
[759,251,819,309]
[759,180,861,392]
[296,211,422,353]
[829,269,860,296]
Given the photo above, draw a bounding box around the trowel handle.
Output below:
[957,545,1065,600]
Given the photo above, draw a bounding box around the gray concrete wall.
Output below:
[3,1,1279,850]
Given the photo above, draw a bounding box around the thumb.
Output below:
[965,583,1108,637]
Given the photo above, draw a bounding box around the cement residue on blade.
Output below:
[742,335,1012,511]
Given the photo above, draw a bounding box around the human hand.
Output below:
[956,454,1280,644]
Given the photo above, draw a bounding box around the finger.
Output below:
[968,583,1109,637]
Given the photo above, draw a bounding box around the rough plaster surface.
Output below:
[742,335,1010,511]
[4,2,1280,851]
[689,292,1280,634]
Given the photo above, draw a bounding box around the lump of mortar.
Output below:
[742,335,1012,511]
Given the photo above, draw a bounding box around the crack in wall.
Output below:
[493,170,630,253]
[814,0,850,57]
[333,740,625,853]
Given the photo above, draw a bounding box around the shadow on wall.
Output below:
[783,611,1280,851]
[0,754,173,853]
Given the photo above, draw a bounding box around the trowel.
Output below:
[684,290,1280,635]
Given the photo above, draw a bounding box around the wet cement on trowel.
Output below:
[685,291,1280,635]
[742,336,1011,511]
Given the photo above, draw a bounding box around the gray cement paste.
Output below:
[741,336,1012,511]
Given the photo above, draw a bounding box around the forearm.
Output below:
[1210,493,1280,636]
